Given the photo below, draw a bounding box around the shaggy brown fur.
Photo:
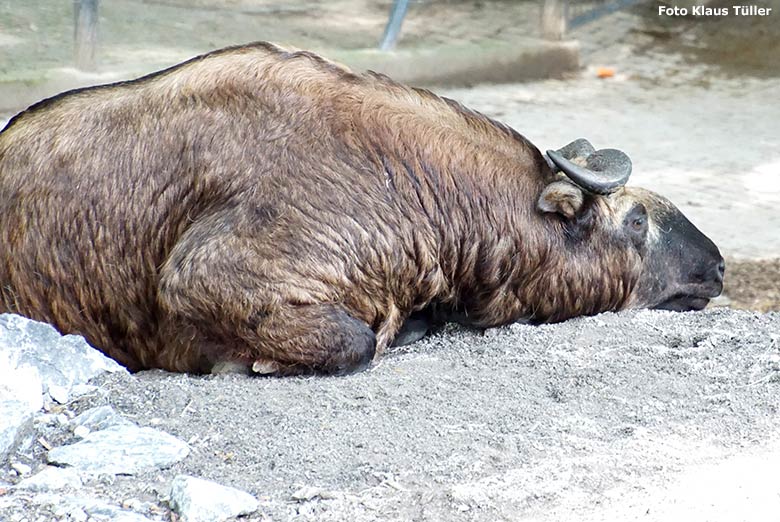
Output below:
[0,43,714,375]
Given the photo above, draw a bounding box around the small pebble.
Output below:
[10,462,32,476]
[169,474,259,522]
[291,486,326,501]
[73,425,91,438]
[69,507,88,522]
[48,384,70,404]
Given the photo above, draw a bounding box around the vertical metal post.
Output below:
[379,0,410,51]
[541,0,568,40]
[74,0,99,70]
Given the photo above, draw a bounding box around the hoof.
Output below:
[252,359,280,374]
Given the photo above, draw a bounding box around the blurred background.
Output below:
[0,0,778,310]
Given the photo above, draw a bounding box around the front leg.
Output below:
[391,310,433,347]
[159,282,377,376]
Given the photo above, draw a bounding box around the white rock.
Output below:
[169,475,259,522]
[16,466,83,491]
[47,425,189,475]
[73,426,90,439]
[0,351,44,413]
[291,486,327,501]
[34,413,62,427]
[71,405,134,432]
[0,314,127,407]
[10,462,32,475]
[68,507,88,522]
[0,400,34,462]
[47,384,71,404]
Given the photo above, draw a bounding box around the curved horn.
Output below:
[544,138,595,174]
[546,148,632,195]
[556,138,595,161]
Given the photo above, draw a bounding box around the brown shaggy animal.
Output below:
[0,43,724,375]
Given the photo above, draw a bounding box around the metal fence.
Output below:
[74,0,99,70]
[567,0,645,30]
[381,0,645,48]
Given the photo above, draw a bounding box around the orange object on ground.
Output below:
[597,67,615,78]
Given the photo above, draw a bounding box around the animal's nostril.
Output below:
[718,259,726,278]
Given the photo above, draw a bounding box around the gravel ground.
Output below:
[724,259,780,312]
[4,309,780,521]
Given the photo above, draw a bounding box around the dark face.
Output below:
[616,189,725,311]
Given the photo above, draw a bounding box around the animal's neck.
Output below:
[433,205,642,327]
[346,94,632,324]
[400,156,549,326]
[516,239,641,323]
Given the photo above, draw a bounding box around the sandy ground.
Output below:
[5,309,779,521]
[1,3,780,521]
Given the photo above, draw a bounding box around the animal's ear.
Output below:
[537,181,585,220]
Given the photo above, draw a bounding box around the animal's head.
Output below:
[537,138,724,313]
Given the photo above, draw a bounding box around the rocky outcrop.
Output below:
[0,314,257,522]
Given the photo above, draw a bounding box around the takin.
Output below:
[0,43,725,376]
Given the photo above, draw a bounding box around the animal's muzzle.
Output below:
[697,256,725,298]
[653,256,725,312]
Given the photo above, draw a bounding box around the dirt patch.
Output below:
[723,258,780,312]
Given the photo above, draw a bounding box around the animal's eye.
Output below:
[624,204,648,245]
[631,216,645,231]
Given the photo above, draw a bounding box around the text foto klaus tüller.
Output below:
[659,4,772,16]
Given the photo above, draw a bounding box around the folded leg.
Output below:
[154,211,376,375]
